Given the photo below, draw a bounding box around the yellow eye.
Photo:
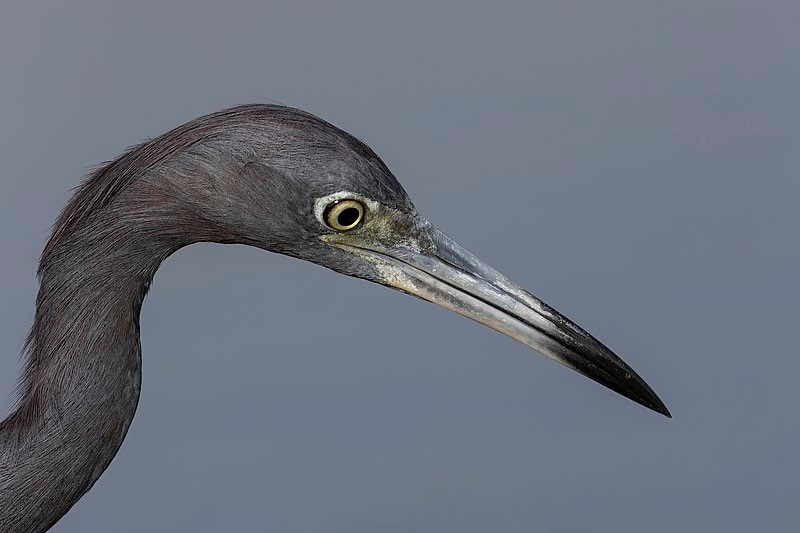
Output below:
[324,199,365,231]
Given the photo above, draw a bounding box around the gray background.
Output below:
[1,1,798,531]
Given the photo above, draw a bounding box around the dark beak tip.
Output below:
[617,392,672,418]
[632,385,671,418]
[654,400,672,419]
[602,356,671,418]
[640,398,672,418]
[610,368,671,418]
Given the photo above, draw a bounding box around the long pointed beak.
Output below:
[339,226,670,417]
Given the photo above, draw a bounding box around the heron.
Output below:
[0,104,669,532]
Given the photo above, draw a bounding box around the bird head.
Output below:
[162,104,670,417]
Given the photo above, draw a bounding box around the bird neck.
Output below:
[0,181,198,532]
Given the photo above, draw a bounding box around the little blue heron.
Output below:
[0,104,669,532]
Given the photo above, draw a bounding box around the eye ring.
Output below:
[324,199,365,231]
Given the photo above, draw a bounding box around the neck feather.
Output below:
[0,105,278,532]
[0,179,207,532]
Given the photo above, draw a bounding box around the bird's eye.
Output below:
[324,199,365,231]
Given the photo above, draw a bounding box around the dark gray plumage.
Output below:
[0,104,669,532]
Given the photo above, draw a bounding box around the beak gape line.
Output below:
[337,225,670,417]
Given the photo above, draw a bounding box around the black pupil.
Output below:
[337,207,360,227]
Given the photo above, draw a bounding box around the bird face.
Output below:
[201,106,666,416]
[301,187,670,417]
